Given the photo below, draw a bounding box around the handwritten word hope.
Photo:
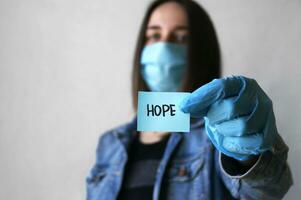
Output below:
[137,91,190,132]
[147,104,176,117]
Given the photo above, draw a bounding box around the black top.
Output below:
[117,132,170,200]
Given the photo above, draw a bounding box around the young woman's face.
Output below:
[145,2,189,46]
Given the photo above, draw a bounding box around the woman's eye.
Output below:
[147,33,161,41]
[175,34,189,43]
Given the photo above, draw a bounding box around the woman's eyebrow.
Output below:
[147,25,161,30]
[174,25,189,30]
[147,25,188,30]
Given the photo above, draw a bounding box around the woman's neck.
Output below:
[138,131,170,144]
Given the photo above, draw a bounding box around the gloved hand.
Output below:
[179,76,278,161]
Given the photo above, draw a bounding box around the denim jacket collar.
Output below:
[112,115,205,149]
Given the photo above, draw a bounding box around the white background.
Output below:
[0,0,300,199]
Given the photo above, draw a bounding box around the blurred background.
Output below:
[0,0,300,199]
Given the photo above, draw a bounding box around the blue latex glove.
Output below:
[179,76,278,161]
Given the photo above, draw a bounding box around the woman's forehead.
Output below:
[147,2,188,28]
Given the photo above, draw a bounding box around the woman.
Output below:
[86,0,293,199]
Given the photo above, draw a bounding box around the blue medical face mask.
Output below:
[140,42,187,92]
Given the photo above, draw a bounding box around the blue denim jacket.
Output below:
[86,117,293,200]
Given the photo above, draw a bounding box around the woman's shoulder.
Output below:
[93,118,136,165]
[96,117,137,146]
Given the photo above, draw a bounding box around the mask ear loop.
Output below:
[179,47,190,93]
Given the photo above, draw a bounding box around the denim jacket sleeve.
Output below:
[217,134,293,200]
[86,132,109,187]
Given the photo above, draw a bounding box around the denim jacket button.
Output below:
[178,166,186,176]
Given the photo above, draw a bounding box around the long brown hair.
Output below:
[132,0,221,110]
